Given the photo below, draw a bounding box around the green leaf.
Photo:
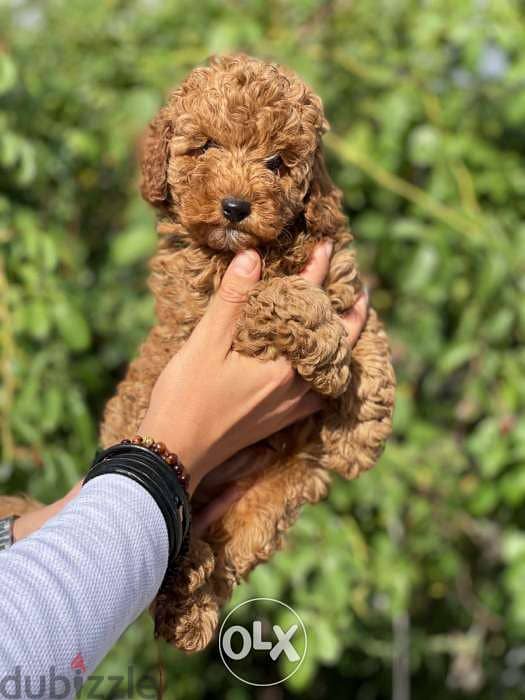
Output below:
[0,54,17,94]
[109,226,155,266]
[53,301,91,351]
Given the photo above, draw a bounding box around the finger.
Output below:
[209,448,258,483]
[199,446,273,490]
[218,446,275,481]
[340,289,369,347]
[299,239,333,287]
[193,484,246,537]
[198,249,261,349]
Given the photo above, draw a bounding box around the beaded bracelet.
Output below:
[120,435,191,493]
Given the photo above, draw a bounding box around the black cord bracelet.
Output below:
[83,441,191,568]
[85,457,184,559]
[96,444,192,545]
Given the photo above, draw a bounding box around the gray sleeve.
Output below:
[0,473,169,696]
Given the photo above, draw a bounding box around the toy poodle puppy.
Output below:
[1,54,395,652]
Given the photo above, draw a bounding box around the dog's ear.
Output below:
[140,107,173,207]
[304,145,347,238]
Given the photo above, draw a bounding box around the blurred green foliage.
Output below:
[1,0,525,697]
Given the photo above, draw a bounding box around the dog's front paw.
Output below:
[233,276,350,397]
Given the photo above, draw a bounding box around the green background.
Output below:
[1,1,525,697]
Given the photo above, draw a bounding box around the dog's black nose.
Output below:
[222,197,251,223]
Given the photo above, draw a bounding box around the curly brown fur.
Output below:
[0,55,395,651]
[0,495,42,519]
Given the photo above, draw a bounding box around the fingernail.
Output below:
[363,285,370,300]
[231,250,259,275]
[323,239,334,258]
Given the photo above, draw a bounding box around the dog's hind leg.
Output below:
[154,453,329,652]
[208,454,329,600]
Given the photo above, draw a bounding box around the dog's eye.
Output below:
[201,139,218,152]
[190,139,219,156]
[265,154,285,176]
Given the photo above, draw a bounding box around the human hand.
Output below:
[139,239,369,495]
[13,242,368,540]
[191,283,369,533]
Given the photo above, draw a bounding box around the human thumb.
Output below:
[201,249,261,347]
[220,249,260,301]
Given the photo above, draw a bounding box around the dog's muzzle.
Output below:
[207,228,256,252]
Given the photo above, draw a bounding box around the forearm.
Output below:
[0,474,169,690]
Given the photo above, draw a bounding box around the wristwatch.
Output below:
[0,516,17,552]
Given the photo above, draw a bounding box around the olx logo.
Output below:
[218,598,307,686]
